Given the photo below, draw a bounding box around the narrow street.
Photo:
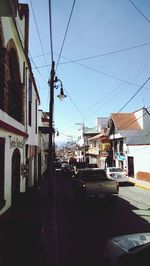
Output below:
[51,171,150,266]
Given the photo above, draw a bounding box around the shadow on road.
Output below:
[54,171,150,266]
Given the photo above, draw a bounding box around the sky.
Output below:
[20,0,150,141]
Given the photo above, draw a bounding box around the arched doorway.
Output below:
[12,148,21,205]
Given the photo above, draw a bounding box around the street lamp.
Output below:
[48,61,66,200]
[54,77,67,100]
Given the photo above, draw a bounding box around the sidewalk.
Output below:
[128,177,150,190]
[0,174,53,266]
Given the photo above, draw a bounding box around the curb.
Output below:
[128,177,150,191]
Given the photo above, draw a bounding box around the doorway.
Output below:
[11,148,21,205]
[128,156,134,177]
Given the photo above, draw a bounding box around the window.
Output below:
[8,48,23,122]
[35,99,37,134]
[28,78,32,126]
[119,140,123,154]
[114,141,117,152]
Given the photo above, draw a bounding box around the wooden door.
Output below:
[12,148,21,205]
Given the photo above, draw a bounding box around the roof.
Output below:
[111,113,141,130]
[89,133,109,141]
[83,127,99,134]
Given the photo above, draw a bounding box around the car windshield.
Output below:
[128,242,150,252]
[118,242,150,265]
[109,168,124,172]
[79,170,108,181]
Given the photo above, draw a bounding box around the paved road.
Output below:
[119,185,150,223]
[53,171,150,266]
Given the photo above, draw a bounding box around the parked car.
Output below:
[105,232,150,266]
[105,167,128,183]
[73,168,119,200]
[54,161,62,171]
[74,162,87,174]
[86,163,98,168]
[61,163,72,171]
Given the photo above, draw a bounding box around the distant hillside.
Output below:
[55,140,77,148]
[55,140,68,147]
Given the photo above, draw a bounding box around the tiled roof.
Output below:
[89,133,104,140]
[111,113,141,130]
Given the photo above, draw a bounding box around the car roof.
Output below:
[107,167,122,169]
[78,168,105,172]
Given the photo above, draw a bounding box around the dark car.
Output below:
[105,232,150,266]
[61,163,71,170]
[86,163,98,168]
[73,168,119,200]
[74,162,87,174]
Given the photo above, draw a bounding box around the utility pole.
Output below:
[48,60,66,201]
[76,122,86,162]
[48,60,55,200]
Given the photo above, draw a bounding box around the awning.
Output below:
[115,152,126,161]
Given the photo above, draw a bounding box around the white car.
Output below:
[105,232,150,266]
[106,167,128,183]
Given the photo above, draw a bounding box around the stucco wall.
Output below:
[127,145,150,179]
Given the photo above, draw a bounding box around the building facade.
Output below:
[107,108,150,182]
[0,1,40,214]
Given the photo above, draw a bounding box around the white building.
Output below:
[108,107,150,183]
[76,124,99,162]
[38,110,49,180]
[0,1,40,214]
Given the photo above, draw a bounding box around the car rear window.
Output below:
[109,168,124,172]
[79,170,107,181]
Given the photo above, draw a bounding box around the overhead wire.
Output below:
[57,68,150,127]
[29,0,49,69]
[102,78,150,129]
[63,88,84,117]
[31,40,150,69]
[55,0,76,71]
[56,67,150,134]
[129,0,150,24]
[112,105,150,133]
[22,1,150,138]
[83,62,150,121]
[59,42,150,64]
[32,57,150,91]
[48,0,54,64]
[15,18,48,85]
[117,77,150,113]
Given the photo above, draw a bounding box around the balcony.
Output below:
[87,147,99,156]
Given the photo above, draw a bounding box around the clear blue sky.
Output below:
[21,0,150,141]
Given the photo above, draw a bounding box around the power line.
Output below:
[32,60,150,91]
[56,0,76,70]
[113,106,150,133]
[56,66,150,133]
[106,78,150,132]
[129,0,150,24]
[15,18,48,84]
[30,56,48,83]
[29,0,48,67]
[117,77,150,113]
[48,0,54,63]
[59,42,150,64]
[63,88,84,117]
[31,41,150,63]
[83,63,150,121]
[33,52,150,92]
